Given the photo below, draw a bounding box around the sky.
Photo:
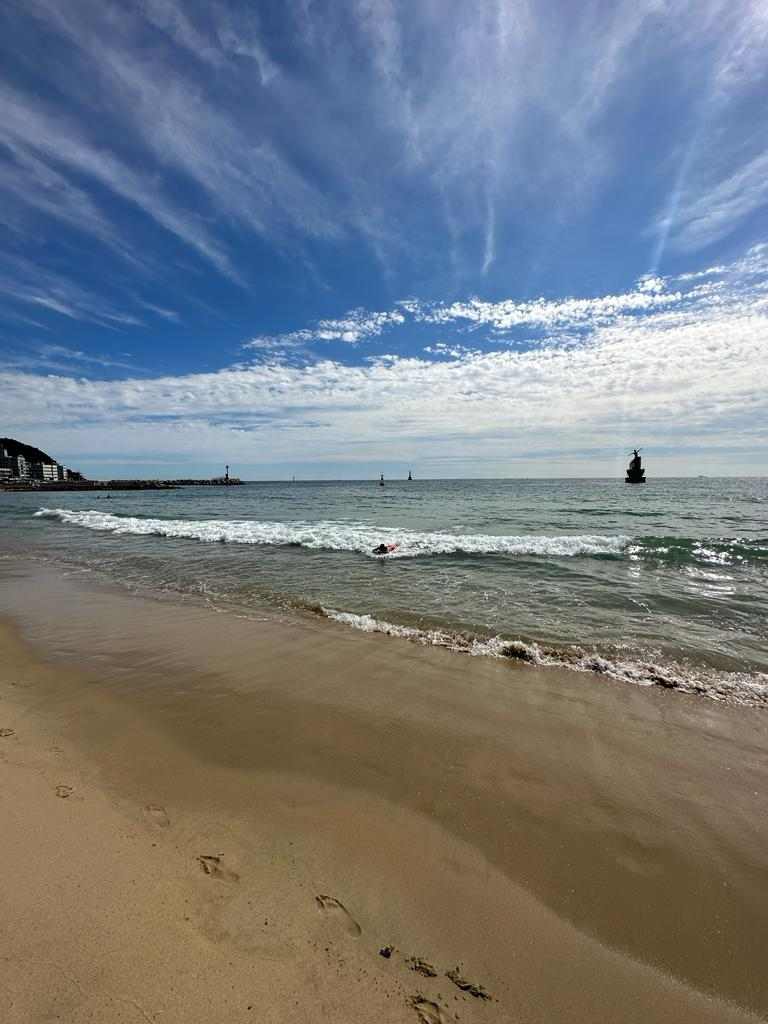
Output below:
[1,0,767,479]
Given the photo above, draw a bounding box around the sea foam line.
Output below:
[34,509,629,559]
[321,609,768,708]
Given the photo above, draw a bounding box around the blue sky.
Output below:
[1,0,767,478]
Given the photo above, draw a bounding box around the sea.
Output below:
[2,477,767,706]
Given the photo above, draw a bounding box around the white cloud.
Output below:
[673,244,768,283]
[674,265,728,282]
[422,342,481,359]
[310,309,406,343]
[244,308,405,349]
[402,283,682,332]
[4,246,767,473]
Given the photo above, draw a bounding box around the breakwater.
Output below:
[1,477,242,492]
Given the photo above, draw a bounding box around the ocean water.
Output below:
[2,477,767,705]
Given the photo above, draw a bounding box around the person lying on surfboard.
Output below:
[373,543,398,555]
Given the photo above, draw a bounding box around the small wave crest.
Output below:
[322,609,768,708]
[629,535,768,566]
[34,509,630,559]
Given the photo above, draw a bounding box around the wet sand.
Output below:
[0,561,766,1023]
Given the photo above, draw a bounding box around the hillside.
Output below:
[0,437,57,465]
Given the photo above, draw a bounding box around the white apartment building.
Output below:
[0,447,13,480]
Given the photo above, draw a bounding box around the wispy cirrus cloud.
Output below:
[664,148,768,254]
[648,0,768,263]
[136,302,181,323]
[7,0,340,264]
[3,342,146,375]
[0,83,235,278]
[4,0,762,291]
[0,254,145,328]
[0,146,118,250]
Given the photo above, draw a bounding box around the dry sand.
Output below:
[0,562,766,1023]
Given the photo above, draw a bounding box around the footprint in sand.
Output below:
[197,855,239,882]
[446,966,491,1001]
[406,956,438,978]
[143,804,170,828]
[0,728,15,738]
[409,996,445,1024]
[314,895,362,937]
[55,784,73,798]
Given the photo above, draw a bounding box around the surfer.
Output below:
[373,543,398,555]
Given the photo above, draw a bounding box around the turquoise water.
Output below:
[2,477,767,703]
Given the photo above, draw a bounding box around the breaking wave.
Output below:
[35,509,630,559]
[322,609,768,708]
[34,510,768,567]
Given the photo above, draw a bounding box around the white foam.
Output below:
[322,608,508,654]
[322,609,768,708]
[34,509,629,559]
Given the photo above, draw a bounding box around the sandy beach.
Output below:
[1,561,766,1023]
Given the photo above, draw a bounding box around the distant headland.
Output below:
[0,438,241,491]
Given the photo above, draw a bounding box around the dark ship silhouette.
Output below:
[626,448,646,484]
[407,470,412,481]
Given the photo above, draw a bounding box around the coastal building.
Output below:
[0,448,13,481]
[29,462,58,481]
[0,439,83,486]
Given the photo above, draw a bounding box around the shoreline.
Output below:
[17,494,768,693]
[319,605,768,707]
[1,560,767,1022]
[5,539,766,708]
